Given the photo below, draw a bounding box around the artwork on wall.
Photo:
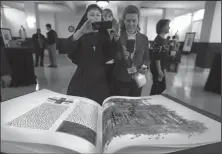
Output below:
[68,26,75,33]
[182,32,196,53]
[0,28,12,47]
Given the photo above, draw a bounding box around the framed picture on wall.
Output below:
[0,28,12,47]
[182,32,196,53]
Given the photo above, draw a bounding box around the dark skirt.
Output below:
[67,66,110,105]
[150,63,166,95]
[104,63,115,96]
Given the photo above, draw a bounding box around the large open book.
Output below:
[1,89,221,154]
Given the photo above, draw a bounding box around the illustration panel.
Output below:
[102,98,207,148]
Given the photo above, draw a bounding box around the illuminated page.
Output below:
[102,96,221,153]
[1,89,103,154]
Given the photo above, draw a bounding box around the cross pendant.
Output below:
[93,45,96,51]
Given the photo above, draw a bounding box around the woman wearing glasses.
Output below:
[66,4,118,105]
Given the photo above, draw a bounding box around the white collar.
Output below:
[126,31,137,39]
[126,31,137,36]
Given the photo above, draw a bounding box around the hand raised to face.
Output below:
[80,20,98,34]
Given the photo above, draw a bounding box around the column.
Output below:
[162,8,166,19]
[195,1,220,70]
[209,1,221,43]
[24,2,39,37]
[199,1,217,42]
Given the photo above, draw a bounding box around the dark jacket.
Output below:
[32,33,46,49]
[113,32,150,82]
[46,29,57,45]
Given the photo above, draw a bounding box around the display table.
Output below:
[204,52,221,94]
[4,47,37,87]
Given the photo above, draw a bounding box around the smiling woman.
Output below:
[112,5,150,97]
[66,4,119,105]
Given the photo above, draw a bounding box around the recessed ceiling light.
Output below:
[96,1,109,8]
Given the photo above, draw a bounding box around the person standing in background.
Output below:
[46,24,58,68]
[1,49,12,102]
[112,5,150,97]
[19,25,27,40]
[150,19,171,95]
[32,28,46,67]
[102,8,120,95]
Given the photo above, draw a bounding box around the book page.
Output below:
[101,96,221,153]
[1,89,103,154]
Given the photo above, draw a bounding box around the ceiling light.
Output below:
[26,16,36,29]
[96,1,109,8]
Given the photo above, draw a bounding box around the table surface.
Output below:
[4,47,36,87]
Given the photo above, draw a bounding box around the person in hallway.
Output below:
[19,25,27,40]
[32,28,46,67]
[46,24,58,67]
[1,49,12,102]
[102,8,120,95]
[150,19,171,95]
[66,4,118,105]
[112,5,150,97]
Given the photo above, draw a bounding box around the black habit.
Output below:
[67,31,116,105]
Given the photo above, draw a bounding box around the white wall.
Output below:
[39,12,55,37]
[146,16,162,41]
[55,12,82,38]
[1,7,28,37]
[209,1,221,43]
[169,13,193,41]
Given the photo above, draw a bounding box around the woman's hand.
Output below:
[113,29,120,41]
[122,45,130,59]
[138,65,148,74]
[163,45,169,51]
[158,70,164,81]
[109,28,120,42]
[73,20,97,40]
[80,20,98,34]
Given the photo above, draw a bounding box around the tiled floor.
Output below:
[1,53,221,117]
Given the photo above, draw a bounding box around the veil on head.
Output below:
[74,4,102,33]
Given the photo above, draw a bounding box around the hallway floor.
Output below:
[1,53,221,117]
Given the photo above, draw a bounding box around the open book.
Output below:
[1,89,221,154]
